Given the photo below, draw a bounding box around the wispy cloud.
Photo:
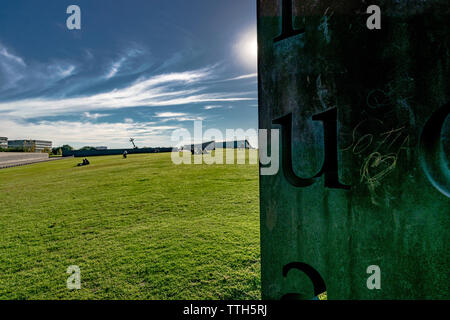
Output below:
[154,112,187,118]
[0,118,178,148]
[0,41,257,148]
[0,42,76,95]
[54,65,76,78]
[204,105,223,110]
[105,59,124,79]
[104,46,148,79]
[0,43,27,91]
[154,111,204,122]
[225,73,257,81]
[0,66,256,118]
[83,112,111,119]
[0,46,26,66]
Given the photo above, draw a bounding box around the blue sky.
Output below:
[0,0,257,148]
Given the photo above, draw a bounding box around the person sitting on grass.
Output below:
[77,158,90,166]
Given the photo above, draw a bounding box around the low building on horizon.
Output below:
[180,141,215,155]
[215,139,253,149]
[95,146,108,150]
[180,139,254,154]
[0,137,7,149]
[8,140,52,152]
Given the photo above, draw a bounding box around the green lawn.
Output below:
[0,151,260,299]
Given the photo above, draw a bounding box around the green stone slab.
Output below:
[258,0,449,299]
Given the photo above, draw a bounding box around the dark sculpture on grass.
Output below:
[129,138,137,149]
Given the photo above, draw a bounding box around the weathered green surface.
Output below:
[258,0,449,299]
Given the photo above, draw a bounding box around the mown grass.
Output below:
[0,150,260,299]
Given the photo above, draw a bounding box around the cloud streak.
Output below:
[154,112,204,122]
[225,73,257,81]
[0,66,256,118]
[154,112,187,118]
[104,47,147,79]
[0,118,178,148]
[0,42,77,96]
[0,46,26,66]
[83,112,111,119]
[204,105,223,110]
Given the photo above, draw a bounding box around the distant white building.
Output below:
[179,139,254,154]
[181,141,215,154]
[215,140,253,149]
[8,140,52,152]
[0,137,7,149]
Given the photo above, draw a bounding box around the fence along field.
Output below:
[0,152,56,169]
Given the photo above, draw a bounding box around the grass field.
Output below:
[0,151,260,299]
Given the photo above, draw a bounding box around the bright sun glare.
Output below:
[235,28,257,69]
